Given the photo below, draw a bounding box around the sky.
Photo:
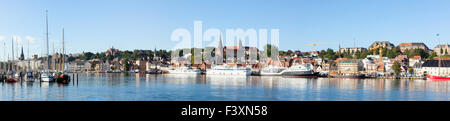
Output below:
[1,0,450,61]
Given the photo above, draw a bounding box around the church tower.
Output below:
[19,45,25,61]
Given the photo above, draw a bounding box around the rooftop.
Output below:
[422,60,450,67]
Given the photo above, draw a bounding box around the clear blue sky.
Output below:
[1,0,450,60]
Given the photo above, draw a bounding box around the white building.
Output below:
[420,60,450,76]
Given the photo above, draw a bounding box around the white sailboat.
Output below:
[41,10,54,82]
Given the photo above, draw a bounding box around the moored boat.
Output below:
[206,64,251,76]
[167,67,201,74]
[281,63,317,77]
[41,72,54,82]
[55,72,71,84]
[329,73,365,78]
[426,35,450,80]
[427,74,450,80]
[146,68,163,74]
[24,71,34,81]
[260,65,286,76]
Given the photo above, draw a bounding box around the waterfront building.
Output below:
[279,55,292,67]
[109,58,122,71]
[409,56,422,67]
[336,59,364,75]
[397,42,430,53]
[89,59,105,72]
[68,60,89,72]
[420,60,450,76]
[338,47,368,54]
[362,57,378,75]
[369,41,395,50]
[135,58,147,73]
[412,62,423,75]
[364,55,392,74]
[223,46,260,61]
[322,61,337,72]
[434,44,450,55]
[393,55,409,74]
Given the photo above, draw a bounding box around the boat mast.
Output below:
[354,38,358,75]
[62,28,65,73]
[11,36,14,72]
[3,41,5,70]
[46,10,50,71]
[27,38,30,70]
[438,34,441,75]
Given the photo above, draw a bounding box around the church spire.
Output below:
[19,45,25,61]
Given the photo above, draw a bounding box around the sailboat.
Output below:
[427,34,450,80]
[24,39,34,81]
[54,28,71,84]
[7,36,19,82]
[41,10,54,82]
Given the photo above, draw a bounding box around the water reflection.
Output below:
[0,73,449,101]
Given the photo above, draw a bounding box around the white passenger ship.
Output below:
[206,64,251,76]
[260,65,286,76]
[167,67,201,74]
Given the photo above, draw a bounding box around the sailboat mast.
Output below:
[11,36,14,71]
[27,38,30,70]
[62,28,65,73]
[353,38,356,60]
[438,34,441,75]
[46,10,50,71]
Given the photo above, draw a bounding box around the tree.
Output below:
[263,44,278,58]
[90,63,97,71]
[122,59,130,71]
[406,49,429,59]
[323,48,337,60]
[67,56,76,62]
[408,67,414,75]
[303,52,311,56]
[392,61,402,76]
[428,52,437,60]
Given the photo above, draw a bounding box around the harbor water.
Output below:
[0,73,449,101]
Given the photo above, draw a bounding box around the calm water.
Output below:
[1,73,449,101]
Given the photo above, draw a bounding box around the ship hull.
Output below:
[206,70,251,76]
[329,74,365,78]
[427,75,450,80]
[167,70,201,74]
[281,71,316,77]
[41,76,54,82]
[260,72,282,76]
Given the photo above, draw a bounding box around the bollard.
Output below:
[76,73,79,85]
